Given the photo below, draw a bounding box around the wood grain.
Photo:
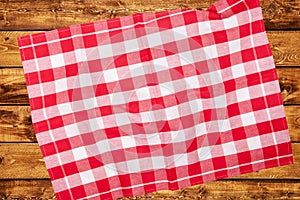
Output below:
[0,31,36,66]
[0,67,299,105]
[0,106,299,143]
[0,106,35,142]
[278,68,300,105]
[285,106,300,143]
[1,31,300,67]
[0,143,298,179]
[0,143,47,179]
[0,68,29,104]
[269,31,300,66]
[1,180,300,199]
[0,0,298,198]
[0,180,55,200]
[129,180,300,199]
[0,0,299,30]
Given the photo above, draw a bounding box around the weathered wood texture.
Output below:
[278,68,300,105]
[0,143,47,179]
[0,106,299,143]
[285,106,300,143]
[0,143,298,179]
[0,31,35,66]
[126,180,300,199]
[0,106,35,142]
[0,67,299,105]
[0,68,28,104]
[269,31,300,66]
[1,180,300,199]
[0,0,299,198]
[1,31,300,67]
[0,180,55,200]
[0,0,299,30]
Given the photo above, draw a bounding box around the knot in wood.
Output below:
[295,116,300,128]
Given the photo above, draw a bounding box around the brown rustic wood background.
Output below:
[0,0,299,199]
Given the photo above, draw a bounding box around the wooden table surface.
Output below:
[0,0,300,199]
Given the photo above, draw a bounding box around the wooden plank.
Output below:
[1,106,299,143]
[278,68,300,105]
[135,180,300,199]
[0,143,298,179]
[285,106,300,143]
[0,180,55,199]
[0,68,29,104]
[1,179,300,199]
[0,0,299,30]
[0,31,36,67]
[0,143,47,179]
[1,30,300,67]
[1,67,300,105]
[269,31,300,66]
[0,106,35,142]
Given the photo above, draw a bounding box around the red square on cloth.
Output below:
[18,0,293,199]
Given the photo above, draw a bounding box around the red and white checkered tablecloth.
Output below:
[18,0,293,199]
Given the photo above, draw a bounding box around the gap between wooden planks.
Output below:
[0,0,299,30]
[0,31,299,67]
[1,179,300,199]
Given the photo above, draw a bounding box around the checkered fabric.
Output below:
[18,0,293,199]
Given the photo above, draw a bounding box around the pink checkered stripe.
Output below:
[18,0,293,199]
